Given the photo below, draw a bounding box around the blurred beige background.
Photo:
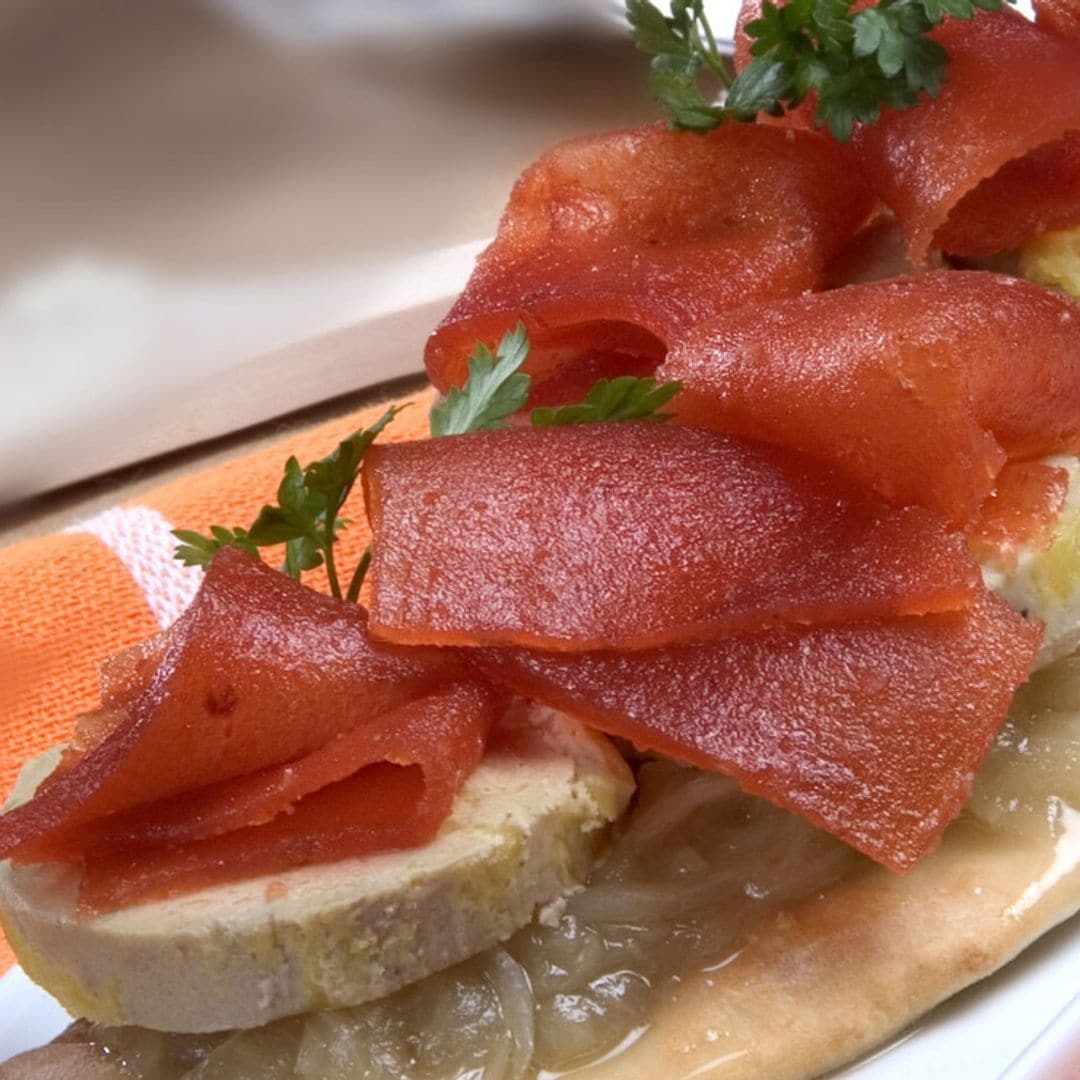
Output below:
[0,0,651,281]
[0,0,663,510]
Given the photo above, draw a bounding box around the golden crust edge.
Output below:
[575,822,1080,1079]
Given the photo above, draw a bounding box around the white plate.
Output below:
[1,915,1077,1071]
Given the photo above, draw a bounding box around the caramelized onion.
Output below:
[509,762,856,1071]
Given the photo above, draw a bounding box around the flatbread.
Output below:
[579,663,1080,1079]
[581,815,1079,1078]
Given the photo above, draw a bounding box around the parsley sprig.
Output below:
[175,327,680,598]
[429,323,531,436]
[628,0,1013,141]
[626,0,735,130]
[173,405,404,602]
[531,376,682,427]
[428,325,683,435]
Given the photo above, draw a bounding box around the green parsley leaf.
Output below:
[430,326,683,433]
[724,55,790,118]
[628,0,735,128]
[628,0,1017,141]
[285,535,324,578]
[530,376,683,428]
[813,0,857,48]
[429,323,532,437]
[626,0,691,55]
[172,526,257,570]
[172,405,405,599]
[648,53,729,130]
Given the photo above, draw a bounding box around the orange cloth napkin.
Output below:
[0,387,435,976]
